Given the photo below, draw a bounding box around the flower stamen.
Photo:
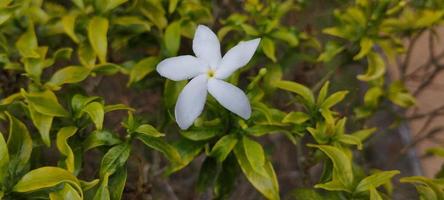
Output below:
[207,69,215,78]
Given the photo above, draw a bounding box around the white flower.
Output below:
[156,25,261,130]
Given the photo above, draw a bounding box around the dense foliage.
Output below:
[1,0,444,199]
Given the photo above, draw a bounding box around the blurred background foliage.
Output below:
[1,0,444,199]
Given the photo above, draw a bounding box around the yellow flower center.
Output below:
[207,69,215,78]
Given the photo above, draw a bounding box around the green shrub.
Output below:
[0,0,444,199]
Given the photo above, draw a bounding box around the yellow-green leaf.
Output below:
[93,174,110,200]
[100,143,130,178]
[62,15,79,43]
[369,187,383,200]
[320,91,348,109]
[56,126,78,173]
[234,139,280,200]
[282,112,310,124]
[82,102,104,130]
[356,170,400,193]
[25,90,69,117]
[275,80,315,107]
[47,66,90,89]
[354,37,373,60]
[88,17,109,64]
[209,134,238,163]
[13,167,82,198]
[128,57,159,84]
[168,0,179,13]
[49,184,82,200]
[0,131,9,185]
[309,144,353,192]
[134,124,164,137]
[164,21,181,56]
[262,37,276,62]
[16,23,39,58]
[5,112,32,173]
[357,52,385,81]
[28,104,53,146]
[78,42,97,69]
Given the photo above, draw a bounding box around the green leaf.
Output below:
[109,167,127,200]
[49,184,82,200]
[95,0,128,13]
[351,128,376,142]
[317,41,345,62]
[354,37,373,60]
[128,56,159,84]
[275,80,315,107]
[282,112,310,124]
[93,63,123,75]
[28,104,53,146]
[141,1,167,29]
[71,94,100,113]
[136,134,182,165]
[134,124,164,137]
[93,175,110,200]
[309,144,353,192]
[209,134,238,163]
[16,23,39,58]
[167,138,205,174]
[388,81,415,108]
[415,185,438,200]
[196,157,220,192]
[5,112,32,173]
[357,52,386,81]
[53,48,73,61]
[62,15,79,43]
[13,167,82,197]
[245,125,286,137]
[104,104,134,113]
[100,143,131,178]
[290,188,324,200]
[82,102,104,130]
[83,130,122,152]
[78,42,96,69]
[356,170,400,193]
[369,187,383,200]
[88,17,109,64]
[426,147,444,157]
[271,29,299,47]
[262,37,276,62]
[47,66,90,87]
[112,16,151,31]
[414,10,444,28]
[243,137,266,176]
[317,81,330,106]
[242,24,260,36]
[80,179,100,192]
[164,21,181,56]
[25,90,69,117]
[234,139,280,200]
[56,127,78,173]
[338,134,363,149]
[0,131,9,185]
[400,176,444,199]
[180,127,220,141]
[320,91,348,109]
[163,80,186,108]
[168,0,179,13]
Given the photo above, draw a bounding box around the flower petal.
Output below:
[193,25,221,69]
[215,38,261,79]
[157,55,207,81]
[175,75,208,129]
[208,78,251,119]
